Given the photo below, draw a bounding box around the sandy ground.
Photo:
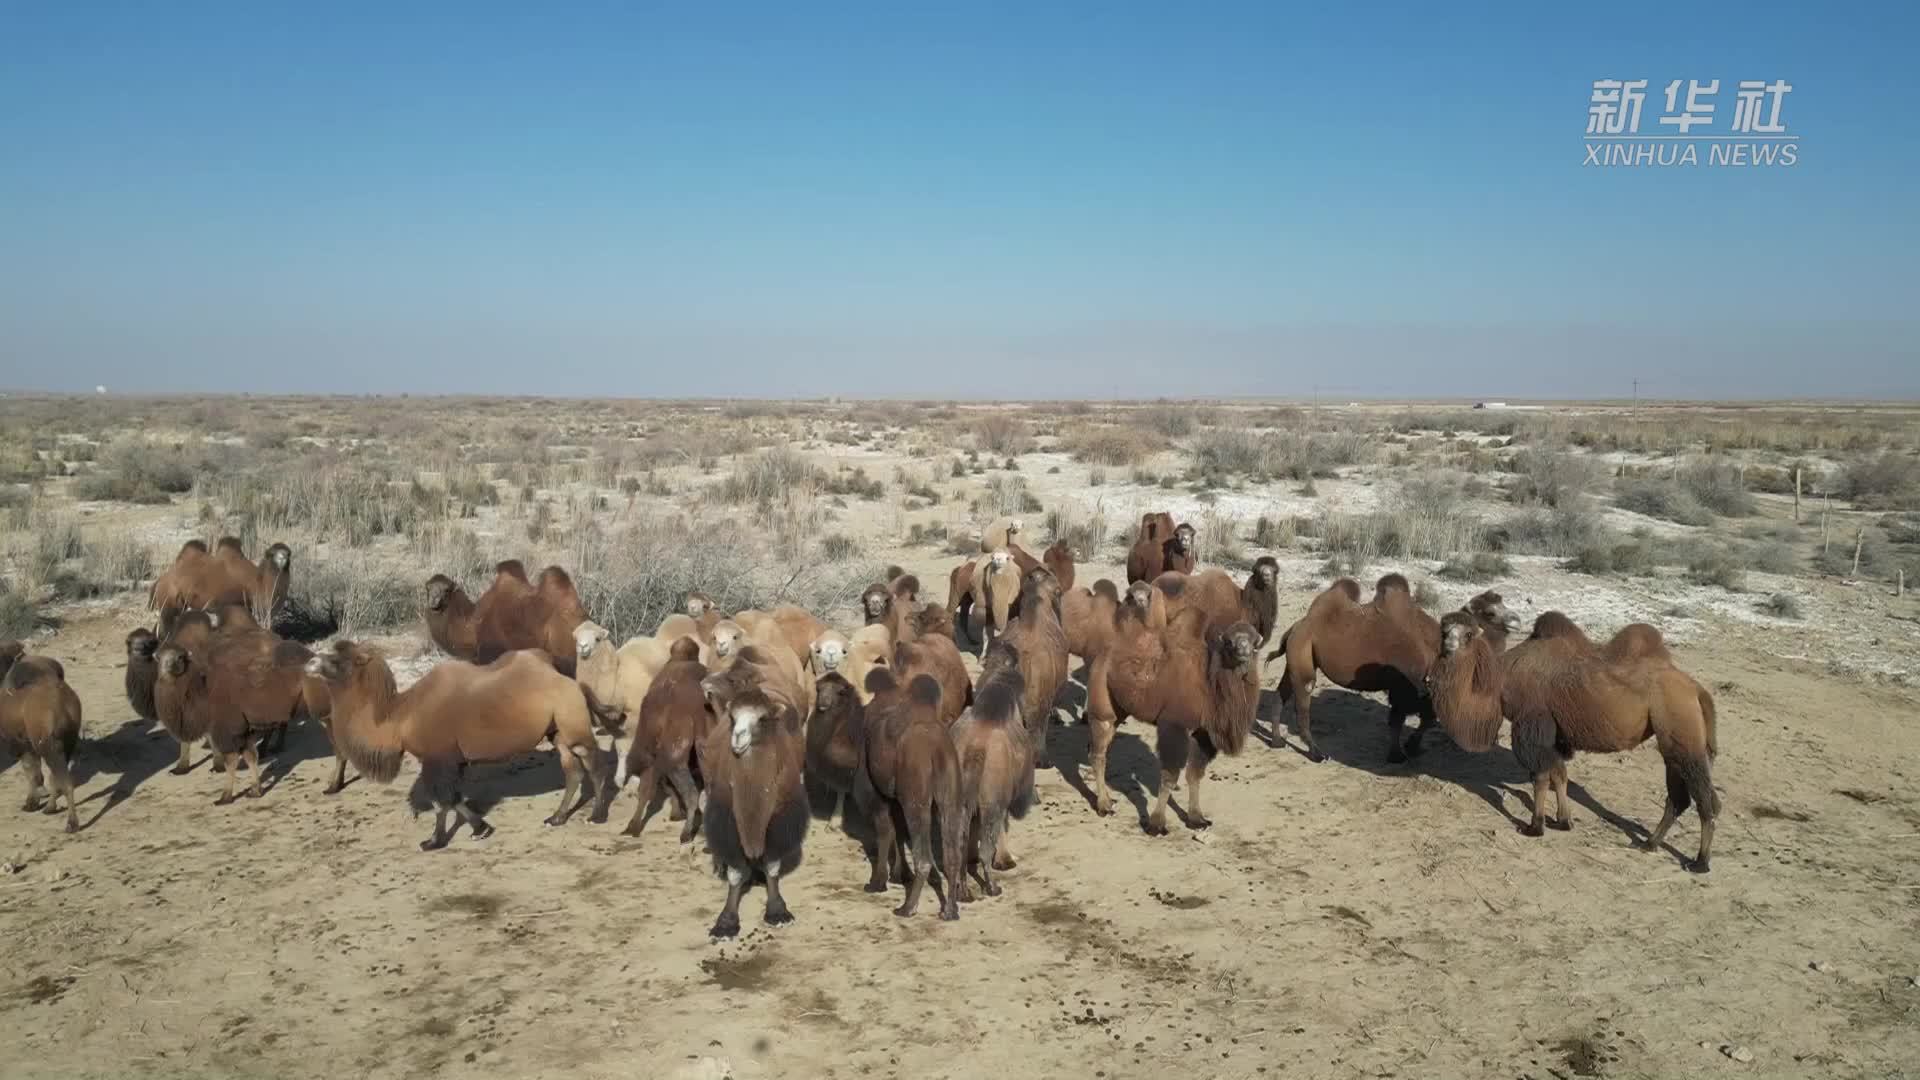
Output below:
[3,540,1919,1080]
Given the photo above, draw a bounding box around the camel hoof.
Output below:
[668,807,687,822]
[322,784,343,796]
[168,765,192,777]
[246,788,262,799]
[213,794,235,807]
[710,914,740,939]
[1144,817,1169,837]
[587,809,608,825]
[678,827,698,845]
[892,902,917,918]
[20,799,42,813]
[764,906,794,927]
[984,881,1002,898]
[1686,857,1711,875]
[420,837,449,851]
[956,883,976,904]
[64,819,78,834]
[1548,818,1572,832]
[620,823,643,838]
[1631,838,1656,852]
[1093,799,1114,817]
[864,880,889,894]
[1306,750,1326,764]
[470,824,495,841]
[991,853,1016,872]
[1519,821,1544,838]
[1189,814,1213,830]
[938,904,960,922]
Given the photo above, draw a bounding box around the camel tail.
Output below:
[1698,686,1718,760]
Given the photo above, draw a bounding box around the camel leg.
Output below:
[1401,692,1436,760]
[977,807,1007,898]
[1085,661,1118,815]
[43,746,80,833]
[711,865,746,939]
[1521,771,1550,837]
[763,860,794,926]
[242,740,263,799]
[208,740,225,773]
[546,747,584,826]
[864,799,897,894]
[420,762,458,850]
[324,742,349,795]
[666,763,702,844]
[18,751,46,812]
[895,801,932,919]
[170,738,194,776]
[1286,651,1325,762]
[992,836,1016,872]
[1384,693,1415,765]
[1688,761,1717,875]
[214,751,242,805]
[450,766,493,842]
[1184,732,1218,829]
[1547,763,1573,830]
[1146,720,1187,835]
[621,763,660,837]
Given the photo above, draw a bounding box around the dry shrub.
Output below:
[709,448,826,505]
[1614,478,1711,526]
[972,414,1032,456]
[1062,426,1160,467]
[1436,551,1513,581]
[1677,459,1755,516]
[1833,451,1920,508]
[1757,592,1804,619]
[1506,448,1601,509]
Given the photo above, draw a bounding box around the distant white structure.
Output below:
[95,385,107,395]
[1474,401,1508,409]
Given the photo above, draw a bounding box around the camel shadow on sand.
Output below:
[1262,687,1652,846]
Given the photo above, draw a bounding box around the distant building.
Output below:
[1474,401,1508,410]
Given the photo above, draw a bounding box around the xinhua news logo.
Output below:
[1585,79,1797,167]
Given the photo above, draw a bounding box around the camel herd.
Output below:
[0,513,1723,938]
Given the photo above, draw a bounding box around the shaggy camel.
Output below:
[1041,540,1076,592]
[154,630,329,804]
[1150,559,1281,645]
[892,636,971,726]
[806,672,864,819]
[852,669,966,920]
[305,643,611,849]
[696,684,809,937]
[149,538,293,634]
[813,624,891,696]
[968,550,1022,651]
[1084,599,1263,833]
[618,638,711,841]
[1428,611,1721,871]
[573,620,674,737]
[1269,573,1443,764]
[0,642,83,833]
[982,517,1023,554]
[993,569,1070,767]
[126,627,160,729]
[683,592,724,639]
[912,603,957,642]
[422,562,590,677]
[1126,514,1195,584]
[1060,580,1126,663]
[883,566,922,607]
[710,620,815,719]
[733,605,831,671]
[862,581,918,645]
[949,657,1034,900]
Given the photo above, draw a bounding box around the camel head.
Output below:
[988,549,1012,572]
[685,592,713,619]
[1439,611,1481,657]
[1007,519,1023,538]
[710,619,746,659]
[1253,556,1279,588]
[1215,622,1261,668]
[727,690,778,756]
[1126,580,1154,612]
[126,627,159,660]
[1171,523,1196,552]
[304,640,371,685]
[155,645,191,680]
[811,631,848,673]
[423,574,457,613]
[861,584,890,621]
[1466,591,1522,636]
[573,620,612,663]
[0,641,22,681]
[263,542,292,572]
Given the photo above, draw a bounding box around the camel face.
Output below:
[1228,626,1260,664]
[1173,525,1195,551]
[863,591,888,620]
[1257,561,1277,585]
[573,621,609,661]
[729,701,767,756]
[812,634,847,672]
[685,595,709,618]
[267,544,291,570]
[989,550,1011,571]
[1442,619,1476,656]
[711,622,744,658]
[127,629,158,659]
[1008,520,1023,537]
[424,578,453,612]
[157,647,189,679]
[1127,582,1153,611]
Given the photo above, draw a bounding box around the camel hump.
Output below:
[863,667,900,698]
[4,655,61,692]
[884,565,907,582]
[536,565,576,593]
[1156,574,1188,598]
[893,573,921,596]
[494,559,530,583]
[1529,611,1584,641]
[272,640,314,668]
[214,536,247,555]
[907,674,943,710]
[177,539,210,558]
[1092,580,1120,602]
[1331,578,1363,603]
[1374,573,1411,598]
[669,636,702,662]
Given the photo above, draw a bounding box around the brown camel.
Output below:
[1427,610,1721,872]
[618,638,711,842]
[422,561,590,677]
[696,684,809,938]
[1269,573,1441,764]
[1126,514,1195,583]
[0,643,83,833]
[305,643,611,849]
[150,538,293,634]
[1083,595,1263,833]
[153,630,330,805]
[949,657,1034,900]
[993,568,1070,767]
[851,668,966,921]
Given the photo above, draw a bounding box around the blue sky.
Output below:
[1,2,1914,398]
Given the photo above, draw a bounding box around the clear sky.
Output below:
[1,2,1914,399]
